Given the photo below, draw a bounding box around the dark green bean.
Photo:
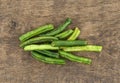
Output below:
[59,50,92,64]
[19,24,54,42]
[35,50,59,58]
[45,18,72,36]
[31,51,65,65]
[51,40,87,47]
[20,36,58,47]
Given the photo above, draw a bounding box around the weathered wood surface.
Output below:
[0,0,120,83]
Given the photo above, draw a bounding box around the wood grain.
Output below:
[0,0,120,83]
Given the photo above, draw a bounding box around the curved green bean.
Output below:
[45,18,72,36]
[31,51,65,65]
[68,27,80,40]
[35,50,59,58]
[55,29,73,39]
[19,24,54,42]
[20,36,58,47]
[62,45,102,52]
[52,40,87,47]
[59,50,92,64]
[24,44,59,51]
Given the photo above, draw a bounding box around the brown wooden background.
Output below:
[0,0,120,83]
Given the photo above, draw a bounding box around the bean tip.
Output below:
[66,18,72,23]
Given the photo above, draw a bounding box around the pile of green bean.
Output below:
[19,18,102,65]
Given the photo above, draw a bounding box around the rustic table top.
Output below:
[0,0,120,83]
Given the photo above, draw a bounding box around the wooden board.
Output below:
[0,0,120,83]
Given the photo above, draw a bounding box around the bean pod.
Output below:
[20,36,58,47]
[59,50,92,64]
[24,44,59,51]
[46,18,72,36]
[55,29,73,39]
[52,40,87,47]
[35,50,59,58]
[31,51,65,65]
[19,24,54,42]
[62,45,102,52]
[68,27,80,40]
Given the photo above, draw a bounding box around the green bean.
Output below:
[55,29,73,39]
[59,50,92,64]
[68,27,80,40]
[24,44,59,51]
[35,50,59,58]
[45,18,72,36]
[19,24,54,42]
[51,40,87,47]
[31,51,65,65]
[62,45,102,52]
[20,36,58,47]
